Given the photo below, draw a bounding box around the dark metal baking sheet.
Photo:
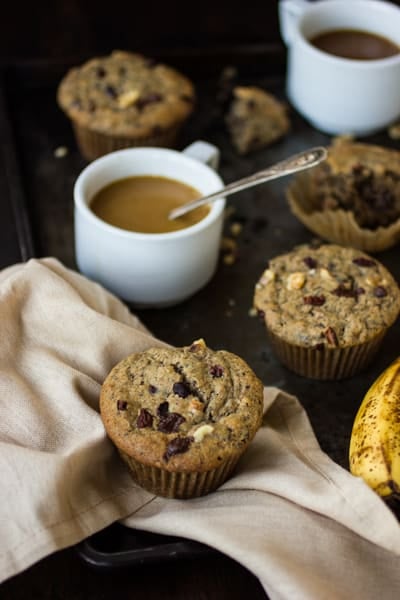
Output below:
[76,523,219,569]
[2,47,399,569]
[0,68,35,268]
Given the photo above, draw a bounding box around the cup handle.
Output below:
[278,0,309,45]
[182,140,220,171]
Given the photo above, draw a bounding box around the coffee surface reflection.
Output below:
[90,175,207,234]
[310,29,400,60]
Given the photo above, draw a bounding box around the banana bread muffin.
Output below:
[286,139,400,252]
[254,242,400,380]
[57,50,196,160]
[225,86,290,155]
[100,339,264,498]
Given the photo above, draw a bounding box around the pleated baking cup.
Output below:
[286,173,400,253]
[118,449,243,499]
[71,122,182,161]
[266,327,387,380]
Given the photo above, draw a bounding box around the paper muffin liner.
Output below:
[71,122,182,161]
[118,449,243,499]
[266,328,387,380]
[286,173,400,253]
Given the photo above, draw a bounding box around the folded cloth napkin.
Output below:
[0,258,399,599]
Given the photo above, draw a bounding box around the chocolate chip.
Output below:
[149,385,158,394]
[71,98,82,110]
[325,326,339,347]
[374,286,387,298]
[88,100,96,113]
[96,67,106,78]
[352,257,376,267]
[210,365,224,378]
[173,382,191,398]
[136,408,153,428]
[163,436,193,461]
[304,295,326,306]
[158,412,186,433]
[332,285,357,298]
[314,343,325,352]
[136,93,163,109]
[157,401,169,417]
[257,309,265,320]
[117,400,127,410]
[105,85,117,99]
[303,256,317,269]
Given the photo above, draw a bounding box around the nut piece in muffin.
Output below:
[57,50,196,160]
[253,242,400,380]
[225,86,290,155]
[100,339,264,498]
[286,139,400,252]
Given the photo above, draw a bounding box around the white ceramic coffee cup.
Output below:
[74,141,225,307]
[279,0,400,135]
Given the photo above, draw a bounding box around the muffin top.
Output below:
[307,139,400,229]
[99,339,264,472]
[57,50,196,137]
[254,243,400,348]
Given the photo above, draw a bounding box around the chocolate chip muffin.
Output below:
[100,339,264,498]
[225,86,290,155]
[286,139,400,253]
[57,50,196,160]
[254,243,400,380]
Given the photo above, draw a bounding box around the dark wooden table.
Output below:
[1,47,399,599]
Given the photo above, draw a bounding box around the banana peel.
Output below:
[349,356,400,499]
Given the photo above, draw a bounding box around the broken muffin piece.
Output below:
[225,86,290,155]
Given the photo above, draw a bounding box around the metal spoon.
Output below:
[168,146,327,220]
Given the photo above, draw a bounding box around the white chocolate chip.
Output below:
[190,338,206,350]
[320,268,334,280]
[118,89,140,108]
[193,424,214,442]
[259,268,275,286]
[287,272,306,290]
[365,274,387,287]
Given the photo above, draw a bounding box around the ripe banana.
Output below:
[349,356,400,499]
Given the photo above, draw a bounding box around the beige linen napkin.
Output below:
[0,258,399,599]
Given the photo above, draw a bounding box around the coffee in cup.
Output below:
[279,0,400,135]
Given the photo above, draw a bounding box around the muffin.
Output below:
[99,339,264,498]
[57,50,196,160]
[225,86,290,155]
[286,139,400,253]
[253,242,400,380]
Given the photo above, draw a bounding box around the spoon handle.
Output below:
[169,146,327,220]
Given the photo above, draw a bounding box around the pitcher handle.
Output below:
[278,0,309,45]
[182,141,220,171]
